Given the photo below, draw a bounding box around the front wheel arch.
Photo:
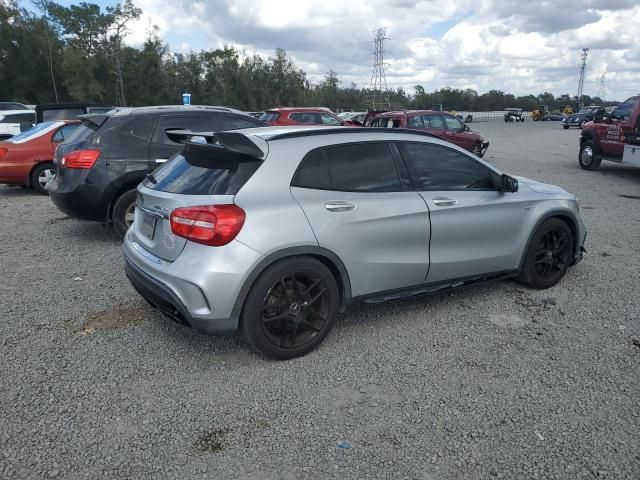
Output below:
[519,213,578,270]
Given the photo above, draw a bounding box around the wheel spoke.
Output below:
[305,287,327,306]
[262,313,289,324]
[280,323,298,348]
[303,278,321,295]
[300,317,321,332]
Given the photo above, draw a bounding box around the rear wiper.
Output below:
[146,173,157,184]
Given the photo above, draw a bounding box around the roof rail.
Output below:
[265,127,442,141]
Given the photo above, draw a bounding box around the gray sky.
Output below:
[120,0,640,100]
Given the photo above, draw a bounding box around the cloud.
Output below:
[127,0,640,100]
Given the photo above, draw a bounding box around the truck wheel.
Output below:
[112,189,138,237]
[578,140,601,171]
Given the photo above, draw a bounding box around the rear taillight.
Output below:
[61,149,101,169]
[0,148,7,158]
[170,205,246,246]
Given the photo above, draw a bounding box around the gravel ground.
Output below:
[1,120,639,480]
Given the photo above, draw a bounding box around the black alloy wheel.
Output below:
[242,257,339,359]
[532,230,571,282]
[518,218,574,289]
[261,272,330,349]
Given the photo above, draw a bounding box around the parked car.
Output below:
[124,126,586,359]
[0,120,79,194]
[563,106,605,129]
[579,95,640,170]
[504,108,525,122]
[47,105,266,236]
[260,107,356,126]
[338,111,367,124]
[370,110,489,157]
[0,102,30,111]
[0,110,36,141]
[36,103,113,123]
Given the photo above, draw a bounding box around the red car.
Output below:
[370,110,489,157]
[0,120,80,194]
[260,107,359,127]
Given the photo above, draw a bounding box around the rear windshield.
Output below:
[260,112,280,122]
[62,122,98,145]
[143,143,261,195]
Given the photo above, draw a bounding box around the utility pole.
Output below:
[576,48,589,108]
[368,27,390,111]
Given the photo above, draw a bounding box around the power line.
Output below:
[368,27,390,110]
[576,48,589,107]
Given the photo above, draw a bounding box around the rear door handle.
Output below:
[325,201,356,212]
[432,197,457,206]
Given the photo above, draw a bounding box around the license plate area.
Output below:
[140,212,157,240]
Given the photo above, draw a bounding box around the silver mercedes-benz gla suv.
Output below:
[124,126,586,359]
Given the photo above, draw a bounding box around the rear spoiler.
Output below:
[166,130,266,158]
[77,113,110,128]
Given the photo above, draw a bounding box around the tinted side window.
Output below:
[157,115,215,144]
[120,117,156,140]
[324,143,401,192]
[611,99,636,120]
[220,114,263,130]
[444,115,463,131]
[401,142,496,190]
[290,112,319,124]
[320,114,342,126]
[291,150,332,189]
[423,114,445,129]
[52,124,79,142]
[408,115,425,129]
[42,109,84,121]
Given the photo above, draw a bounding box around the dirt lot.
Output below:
[1,120,639,479]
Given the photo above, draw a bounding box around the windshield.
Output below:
[260,112,280,122]
[8,121,58,142]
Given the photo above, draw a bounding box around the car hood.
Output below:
[514,176,574,198]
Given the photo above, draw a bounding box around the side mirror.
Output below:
[501,174,518,193]
[19,121,33,132]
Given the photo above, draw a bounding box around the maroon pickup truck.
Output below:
[579,95,640,170]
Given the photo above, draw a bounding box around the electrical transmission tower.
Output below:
[368,27,390,110]
[596,70,606,102]
[576,48,589,107]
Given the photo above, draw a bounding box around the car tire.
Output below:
[578,140,601,171]
[241,256,339,360]
[518,218,574,289]
[30,162,56,195]
[112,189,137,238]
[473,143,483,157]
[563,125,569,129]
[580,120,587,128]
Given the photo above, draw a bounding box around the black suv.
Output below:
[48,106,266,236]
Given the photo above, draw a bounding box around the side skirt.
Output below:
[351,269,520,305]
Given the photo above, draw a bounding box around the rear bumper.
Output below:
[124,253,238,335]
[49,184,109,221]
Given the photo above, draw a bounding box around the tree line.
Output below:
[0,0,617,112]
